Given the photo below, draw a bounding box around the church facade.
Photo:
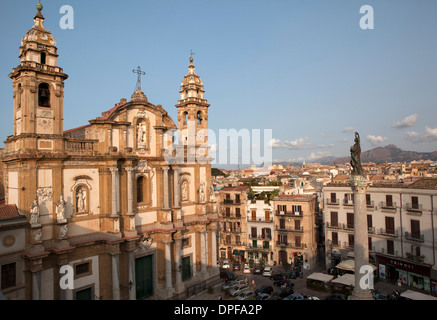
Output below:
[1,4,219,300]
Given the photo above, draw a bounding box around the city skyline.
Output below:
[0,0,436,166]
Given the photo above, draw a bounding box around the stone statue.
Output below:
[181,181,188,201]
[76,188,86,213]
[199,182,206,203]
[350,132,364,176]
[30,198,40,225]
[209,186,216,201]
[60,224,68,239]
[56,195,66,222]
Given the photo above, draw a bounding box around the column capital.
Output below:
[349,175,370,193]
[110,167,119,174]
[125,167,135,173]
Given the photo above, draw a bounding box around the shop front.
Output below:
[376,254,432,293]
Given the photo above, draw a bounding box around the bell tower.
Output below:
[6,2,68,154]
[176,57,210,149]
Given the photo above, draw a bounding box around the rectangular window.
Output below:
[1,263,16,290]
[235,194,240,204]
[332,232,338,246]
[279,219,286,230]
[330,193,337,203]
[411,220,420,238]
[386,195,393,207]
[265,210,270,222]
[348,234,354,248]
[235,207,241,217]
[347,213,354,229]
[251,227,257,239]
[385,216,395,235]
[294,220,301,231]
[367,215,373,228]
[292,205,302,215]
[387,240,394,255]
[295,236,301,248]
[411,196,419,210]
[225,207,230,217]
[330,212,338,227]
[366,194,372,206]
[75,262,90,277]
[251,210,256,221]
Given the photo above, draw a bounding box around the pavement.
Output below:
[187,265,407,301]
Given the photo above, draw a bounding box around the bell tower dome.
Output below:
[176,57,210,148]
[6,2,68,154]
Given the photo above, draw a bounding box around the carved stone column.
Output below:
[173,167,181,208]
[175,238,182,290]
[110,168,119,217]
[164,240,174,297]
[126,167,134,216]
[349,175,373,300]
[111,253,121,300]
[200,231,207,277]
[162,167,170,210]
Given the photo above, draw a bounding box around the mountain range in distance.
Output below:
[276,145,437,166]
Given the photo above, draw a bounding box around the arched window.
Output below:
[38,83,50,107]
[197,111,202,125]
[17,84,22,109]
[183,111,188,126]
[40,52,46,65]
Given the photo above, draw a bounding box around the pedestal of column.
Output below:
[349,175,374,300]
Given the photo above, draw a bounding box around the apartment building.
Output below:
[323,178,437,294]
[246,200,274,265]
[218,186,249,262]
[272,194,318,269]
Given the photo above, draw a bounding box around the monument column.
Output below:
[163,167,170,210]
[349,132,374,300]
[110,168,119,217]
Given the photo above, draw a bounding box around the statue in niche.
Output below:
[76,187,87,213]
[56,195,66,222]
[181,181,188,201]
[30,198,40,225]
[350,132,364,176]
[137,120,147,147]
[199,182,206,203]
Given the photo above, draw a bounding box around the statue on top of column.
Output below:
[350,132,364,176]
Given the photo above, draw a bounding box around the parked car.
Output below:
[234,276,248,284]
[273,279,294,288]
[272,287,294,299]
[222,260,230,269]
[304,295,320,300]
[283,293,304,300]
[262,267,273,277]
[243,264,251,274]
[222,281,239,291]
[270,273,286,281]
[255,293,271,300]
[325,293,347,300]
[255,286,274,295]
[236,290,256,300]
[233,263,240,271]
[253,265,264,274]
[229,284,250,297]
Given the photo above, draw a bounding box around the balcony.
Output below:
[378,228,398,238]
[343,199,354,207]
[380,201,397,212]
[325,222,354,233]
[406,203,423,215]
[275,241,305,249]
[248,234,272,241]
[405,232,424,243]
[326,198,340,206]
[247,217,272,223]
[275,225,304,233]
[406,252,425,263]
[223,199,242,205]
[366,200,375,210]
[64,139,98,155]
[275,210,303,217]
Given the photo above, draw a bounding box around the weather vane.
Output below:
[133,66,146,91]
[190,50,196,62]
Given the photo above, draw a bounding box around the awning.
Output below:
[307,272,334,283]
[335,260,377,272]
[330,273,355,286]
[232,250,245,256]
[400,290,437,301]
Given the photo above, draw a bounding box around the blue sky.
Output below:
[1,0,436,166]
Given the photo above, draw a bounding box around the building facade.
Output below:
[1,4,219,300]
[246,199,274,265]
[323,178,437,294]
[272,194,318,269]
[218,186,248,262]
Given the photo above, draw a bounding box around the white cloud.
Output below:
[270,137,312,150]
[392,114,418,129]
[307,151,332,160]
[367,135,388,146]
[342,127,355,133]
[406,126,437,142]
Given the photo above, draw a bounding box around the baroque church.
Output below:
[0,3,219,300]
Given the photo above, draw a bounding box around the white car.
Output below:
[222,260,230,269]
[243,264,251,274]
[262,266,273,277]
[229,284,249,297]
